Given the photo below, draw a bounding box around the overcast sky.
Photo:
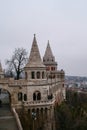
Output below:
[0,0,87,76]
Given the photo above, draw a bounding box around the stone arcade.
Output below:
[0,35,65,111]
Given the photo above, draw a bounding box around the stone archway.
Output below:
[0,87,11,107]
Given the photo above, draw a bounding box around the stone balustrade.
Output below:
[0,77,63,86]
[28,79,62,86]
[23,99,55,107]
[0,78,9,84]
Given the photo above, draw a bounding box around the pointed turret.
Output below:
[26,34,45,68]
[44,41,54,60]
[43,41,57,71]
[25,35,46,80]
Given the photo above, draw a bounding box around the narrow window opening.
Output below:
[31,71,35,79]
[37,72,40,79]
[24,94,27,101]
[18,92,22,101]
[42,71,45,79]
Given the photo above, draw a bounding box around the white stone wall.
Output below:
[27,84,49,102]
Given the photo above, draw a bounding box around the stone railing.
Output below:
[9,79,27,87]
[12,107,23,130]
[0,78,9,84]
[23,99,55,107]
[0,76,64,86]
[28,79,62,86]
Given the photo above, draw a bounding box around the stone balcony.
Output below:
[22,98,55,107]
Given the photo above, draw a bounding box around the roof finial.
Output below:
[48,40,50,45]
[34,34,36,37]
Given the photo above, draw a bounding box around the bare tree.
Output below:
[6,48,28,80]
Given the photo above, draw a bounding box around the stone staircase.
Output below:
[0,105,18,130]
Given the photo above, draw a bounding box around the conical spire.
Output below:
[26,34,45,68]
[43,41,57,67]
[44,40,54,59]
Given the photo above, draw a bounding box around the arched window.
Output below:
[51,67,54,71]
[31,71,35,79]
[25,72,27,79]
[42,71,45,79]
[24,94,27,101]
[33,91,41,101]
[43,58,45,62]
[18,92,22,101]
[48,93,53,100]
[37,92,41,100]
[46,67,50,71]
[33,93,36,101]
[63,84,64,87]
[37,72,40,79]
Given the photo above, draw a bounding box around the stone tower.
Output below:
[24,35,48,103]
[25,34,46,80]
[43,41,57,72]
